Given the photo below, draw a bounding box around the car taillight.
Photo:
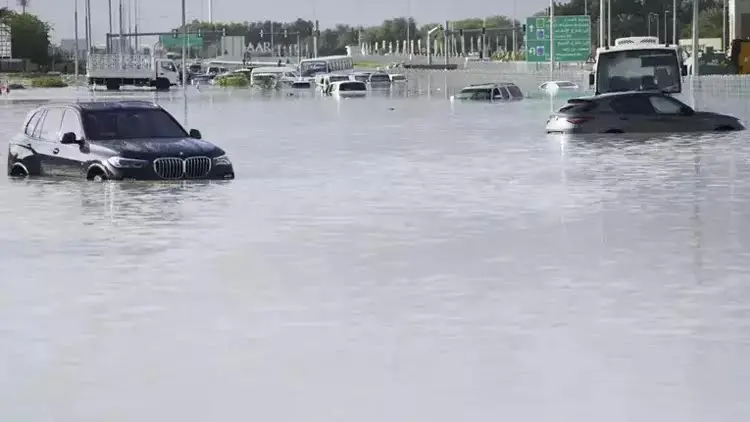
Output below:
[566,116,594,124]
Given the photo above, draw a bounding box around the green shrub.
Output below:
[354,60,383,69]
[216,75,249,87]
[30,76,68,88]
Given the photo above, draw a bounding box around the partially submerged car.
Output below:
[8,101,234,180]
[545,91,745,134]
[450,83,524,102]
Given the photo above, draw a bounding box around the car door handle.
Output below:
[52,148,59,154]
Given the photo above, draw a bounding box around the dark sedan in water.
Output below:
[8,101,234,181]
[545,91,745,134]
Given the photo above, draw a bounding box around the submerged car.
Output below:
[538,80,580,92]
[545,91,745,134]
[451,82,524,102]
[8,101,235,180]
[326,81,367,98]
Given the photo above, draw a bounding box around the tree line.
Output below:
[0,8,53,67]
[173,0,725,57]
[0,0,727,68]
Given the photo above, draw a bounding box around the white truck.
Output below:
[86,53,180,91]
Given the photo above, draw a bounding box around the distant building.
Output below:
[0,24,11,58]
[59,38,88,59]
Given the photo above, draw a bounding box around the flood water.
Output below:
[1,85,750,421]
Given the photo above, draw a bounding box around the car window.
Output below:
[506,85,523,99]
[82,108,188,140]
[60,109,84,140]
[609,96,655,114]
[649,95,685,114]
[24,111,42,136]
[473,90,491,100]
[39,107,64,140]
[32,110,46,138]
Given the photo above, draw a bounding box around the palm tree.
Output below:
[16,0,27,14]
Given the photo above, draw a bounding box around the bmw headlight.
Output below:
[108,156,148,168]
[213,154,231,166]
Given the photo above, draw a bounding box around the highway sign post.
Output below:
[525,15,591,62]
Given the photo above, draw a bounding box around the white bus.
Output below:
[589,36,688,95]
[299,55,354,77]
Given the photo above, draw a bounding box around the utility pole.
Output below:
[108,0,113,52]
[74,0,79,85]
[118,0,124,58]
[599,0,608,47]
[550,0,555,77]
[673,0,678,44]
[181,0,186,88]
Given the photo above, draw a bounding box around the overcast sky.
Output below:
[12,0,555,42]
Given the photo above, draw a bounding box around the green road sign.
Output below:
[525,15,591,62]
[159,34,204,49]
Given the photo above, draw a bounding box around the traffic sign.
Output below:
[525,15,591,62]
[159,34,204,48]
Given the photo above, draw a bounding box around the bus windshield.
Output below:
[596,49,682,94]
[300,61,327,77]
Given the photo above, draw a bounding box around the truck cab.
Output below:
[588,36,689,95]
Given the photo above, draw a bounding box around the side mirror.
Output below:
[588,73,595,86]
[681,64,688,76]
[189,129,202,139]
[60,132,79,144]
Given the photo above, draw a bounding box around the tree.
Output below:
[681,7,723,38]
[538,0,724,43]
[5,11,51,65]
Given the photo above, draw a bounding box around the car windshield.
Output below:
[329,75,349,83]
[82,109,187,140]
[369,73,390,82]
[339,82,366,91]
[596,49,681,94]
[456,88,489,99]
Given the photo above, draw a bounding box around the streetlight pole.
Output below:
[673,0,678,44]
[550,0,555,77]
[406,0,411,58]
[74,0,79,87]
[722,0,727,50]
[607,0,611,46]
[664,11,670,44]
[599,0,606,47]
[692,0,700,77]
[181,0,186,89]
[108,0,113,52]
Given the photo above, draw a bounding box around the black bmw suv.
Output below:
[8,101,235,181]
